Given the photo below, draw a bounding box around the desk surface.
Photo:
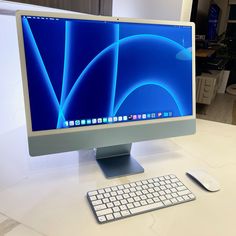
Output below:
[0,119,236,236]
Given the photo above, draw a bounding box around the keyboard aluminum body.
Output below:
[87,174,195,224]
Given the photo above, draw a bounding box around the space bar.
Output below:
[130,201,164,214]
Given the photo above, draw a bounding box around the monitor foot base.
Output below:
[97,154,144,179]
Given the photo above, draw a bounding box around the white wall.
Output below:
[112,0,193,21]
[0,14,27,189]
[0,2,81,191]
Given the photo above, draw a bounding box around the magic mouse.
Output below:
[186,169,220,192]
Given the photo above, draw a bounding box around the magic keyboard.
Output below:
[87,174,196,223]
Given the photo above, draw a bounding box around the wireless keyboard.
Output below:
[87,174,196,223]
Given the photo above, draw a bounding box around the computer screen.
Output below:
[16,11,195,178]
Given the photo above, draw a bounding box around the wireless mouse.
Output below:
[186,169,220,192]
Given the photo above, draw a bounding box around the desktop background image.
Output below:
[22,16,193,131]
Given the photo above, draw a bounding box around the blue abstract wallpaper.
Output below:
[22,16,193,131]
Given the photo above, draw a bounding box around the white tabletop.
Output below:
[0,119,236,236]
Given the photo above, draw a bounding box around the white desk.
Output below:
[0,119,236,236]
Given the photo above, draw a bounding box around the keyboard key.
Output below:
[96,208,112,217]
[171,178,179,183]
[106,214,114,221]
[112,207,120,212]
[97,194,103,199]
[134,202,141,207]
[117,190,124,195]
[153,197,160,202]
[105,187,111,192]
[111,186,118,191]
[177,196,184,202]
[104,193,110,198]
[107,202,114,208]
[163,200,172,206]
[92,200,102,206]
[98,189,105,194]
[142,185,148,190]
[177,186,187,191]
[140,200,147,206]
[147,199,154,204]
[130,188,136,193]
[111,192,117,196]
[124,189,130,193]
[165,189,171,194]
[94,204,107,211]
[90,196,96,201]
[153,187,160,194]
[120,205,127,210]
[142,190,148,195]
[178,190,191,196]
[88,191,98,196]
[124,184,131,188]
[159,191,165,195]
[113,212,121,218]
[129,192,136,197]
[159,196,166,201]
[102,198,109,204]
[121,210,130,217]
[114,201,121,206]
[136,191,142,196]
[171,193,178,198]
[147,193,153,199]
[127,198,134,203]
[183,195,190,201]
[147,179,154,183]
[140,195,147,200]
[117,195,123,200]
[98,216,106,222]
[109,197,116,202]
[121,199,128,205]
[160,186,166,190]
[188,194,195,199]
[127,203,134,209]
[130,201,164,214]
[118,185,124,190]
[134,196,141,201]
[170,198,178,204]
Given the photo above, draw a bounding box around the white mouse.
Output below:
[186,169,220,192]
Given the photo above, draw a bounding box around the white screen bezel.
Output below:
[16,10,196,138]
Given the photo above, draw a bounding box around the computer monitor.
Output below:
[207,3,220,41]
[16,11,196,178]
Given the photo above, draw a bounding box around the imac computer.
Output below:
[16,11,196,178]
